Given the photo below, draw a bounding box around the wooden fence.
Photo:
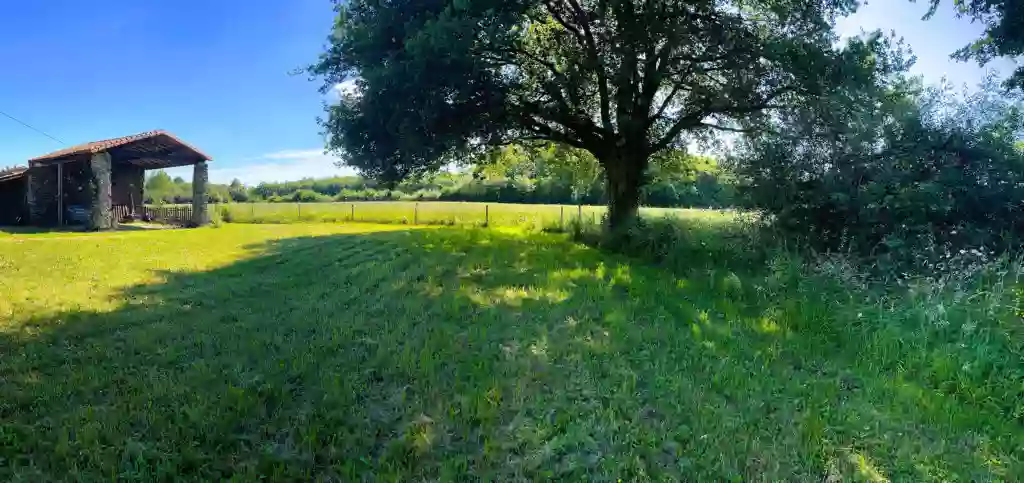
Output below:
[113,205,193,226]
[111,205,132,222]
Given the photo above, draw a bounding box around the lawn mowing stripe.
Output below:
[1,224,1020,480]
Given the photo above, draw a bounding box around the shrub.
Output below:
[229,189,250,203]
[291,189,331,203]
[335,188,400,201]
[218,205,234,223]
[737,78,1024,270]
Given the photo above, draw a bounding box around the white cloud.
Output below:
[327,79,359,104]
[261,149,328,160]
[162,149,356,185]
[334,79,357,95]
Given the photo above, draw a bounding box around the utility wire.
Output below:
[0,109,65,145]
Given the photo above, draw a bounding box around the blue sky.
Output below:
[0,0,348,183]
[836,1,1016,88]
[0,1,1016,184]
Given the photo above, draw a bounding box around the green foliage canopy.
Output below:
[144,171,174,193]
[310,0,892,228]
[737,74,1024,267]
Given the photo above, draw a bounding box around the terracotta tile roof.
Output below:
[0,166,27,182]
[27,130,211,164]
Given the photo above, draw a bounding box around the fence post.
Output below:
[414,203,418,225]
[560,206,564,230]
[578,204,582,223]
[351,203,355,222]
[251,203,255,217]
[297,202,301,218]
[485,204,489,227]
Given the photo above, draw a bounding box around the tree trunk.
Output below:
[603,153,646,232]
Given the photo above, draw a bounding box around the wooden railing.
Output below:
[113,204,192,226]
[112,205,133,222]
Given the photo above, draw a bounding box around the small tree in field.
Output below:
[310,0,888,230]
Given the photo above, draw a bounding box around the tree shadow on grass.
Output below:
[0,225,85,235]
[0,227,1018,481]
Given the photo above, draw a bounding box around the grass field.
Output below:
[214,201,729,228]
[1,222,1021,480]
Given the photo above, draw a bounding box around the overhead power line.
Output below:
[0,109,65,145]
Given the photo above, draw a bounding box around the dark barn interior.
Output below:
[0,168,28,225]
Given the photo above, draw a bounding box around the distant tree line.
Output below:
[145,148,736,209]
[143,171,233,205]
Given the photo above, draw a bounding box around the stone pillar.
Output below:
[25,170,35,225]
[27,166,57,226]
[89,151,114,230]
[191,161,209,227]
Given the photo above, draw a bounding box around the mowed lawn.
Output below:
[0,223,1020,480]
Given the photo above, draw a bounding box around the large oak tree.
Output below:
[310,0,887,229]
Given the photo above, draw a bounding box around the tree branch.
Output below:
[479,50,579,122]
[637,35,680,126]
[519,115,589,150]
[651,110,705,152]
[542,0,587,43]
[647,81,687,126]
[516,99,606,148]
[545,0,614,135]
[699,121,761,134]
[635,0,679,118]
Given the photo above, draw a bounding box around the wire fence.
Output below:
[212,201,614,230]
[209,201,730,230]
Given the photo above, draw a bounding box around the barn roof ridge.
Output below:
[0,166,28,182]
[28,130,212,165]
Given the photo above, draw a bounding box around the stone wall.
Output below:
[23,160,96,226]
[27,165,58,226]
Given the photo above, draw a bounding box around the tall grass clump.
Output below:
[581,210,1023,435]
[218,205,234,223]
[588,213,768,273]
[809,251,1024,425]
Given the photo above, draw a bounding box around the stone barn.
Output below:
[0,130,211,230]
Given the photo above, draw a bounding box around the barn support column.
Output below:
[191,161,209,227]
[89,151,114,230]
[25,171,35,225]
[57,162,63,226]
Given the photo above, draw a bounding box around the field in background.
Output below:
[213,201,737,228]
